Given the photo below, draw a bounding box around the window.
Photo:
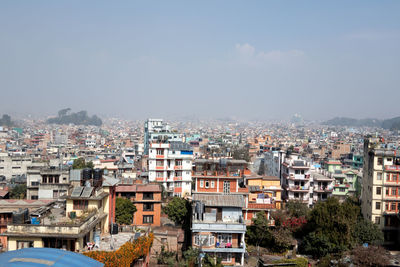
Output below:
[176,160,182,166]
[217,234,232,245]
[176,171,182,177]
[200,180,204,188]
[217,252,232,262]
[175,182,182,188]
[195,234,215,246]
[73,200,88,210]
[55,176,59,184]
[17,241,34,249]
[48,176,53,183]
[31,181,39,186]
[375,216,381,224]
[205,181,209,188]
[42,176,47,184]
[143,203,154,211]
[31,195,38,200]
[392,188,396,196]
[339,188,346,192]
[376,187,381,195]
[143,193,153,200]
[211,181,215,188]
[377,172,382,180]
[53,190,59,198]
[157,149,163,155]
[377,158,383,165]
[375,202,381,210]
[156,172,163,178]
[156,160,163,166]
[143,215,153,224]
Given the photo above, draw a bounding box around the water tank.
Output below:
[82,168,92,181]
[93,169,103,180]
[111,223,118,234]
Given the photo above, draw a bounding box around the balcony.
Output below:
[174,166,183,170]
[384,195,400,200]
[385,165,400,172]
[173,176,182,181]
[155,166,164,170]
[288,186,309,192]
[192,221,246,233]
[313,186,333,193]
[0,219,12,226]
[287,174,310,180]
[247,203,275,209]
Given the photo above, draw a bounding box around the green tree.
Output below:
[115,198,137,225]
[299,197,360,257]
[270,227,293,253]
[353,218,384,245]
[163,197,189,225]
[10,184,27,199]
[246,211,271,251]
[285,200,310,218]
[72,158,94,169]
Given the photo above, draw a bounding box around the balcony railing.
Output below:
[247,203,275,209]
[289,186,309,191]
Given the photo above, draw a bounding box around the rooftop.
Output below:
[193,194,245,208]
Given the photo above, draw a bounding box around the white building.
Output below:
[148,141,193,197]
[281,154,312,206]
[144,119,182,154]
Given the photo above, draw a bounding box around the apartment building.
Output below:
[144,119,183,155]
[245,175,282,225]
[148,141,193,197]
[116,183,162,227]
[310,169,335,202]
[0,155,44,180]
[362,137,400,247]
[281,155,312,206]
[27,168,69,200]
[191,194,246,266]
[192,159,249,195]
[3,174,117,252]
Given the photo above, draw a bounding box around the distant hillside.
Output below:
[47,108,102,126]
[322,116,400,130]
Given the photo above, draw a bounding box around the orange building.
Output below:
[116,183,162,227]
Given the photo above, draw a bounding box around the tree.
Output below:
[10,184,27,199]
[270,227,293,253]
[115,198,136,225]
[72,158,94,169]
[163,197,189,225]
[285,200,310,218]
[299,197,360,257]
[246,211,271,251]
[231,146,250,162]
[0,114,13,127]
[351,246,390,267]
[353,218,384,245]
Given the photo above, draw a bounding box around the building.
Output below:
[310,169,335,203]
[191,194,246,266]
[192,159,249,195]
[245,175,282,224]
[281,155,312,206]
[332,169,359,200]
[362,137,400,247]
[116,183,162,227]
[0,155,44,181]
[27,168,69,200]
[144,119,183,155]
[3,176,117,252]
[148,142,193,197]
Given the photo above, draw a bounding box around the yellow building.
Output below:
[244,175,282,224]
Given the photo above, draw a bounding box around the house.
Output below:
[191,194,246,266]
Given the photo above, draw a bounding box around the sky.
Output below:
[0,1,399,121]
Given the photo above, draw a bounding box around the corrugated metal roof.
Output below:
[192,194,245,208]
[69,169,81,181]
[0,248,103,267]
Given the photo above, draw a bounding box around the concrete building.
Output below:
[148,142,193,197]
[191,194,246,266]
[245,175,282,225]
[3,176,118,252]
[115,183,162,227]
[281,155,312,206]
[27,168,69,200]
[0,155,44,181]
[144,119,183,155]
[362,137,400,247]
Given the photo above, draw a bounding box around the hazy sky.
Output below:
[1,1,399,121]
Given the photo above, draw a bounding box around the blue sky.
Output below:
[0,1,399,120]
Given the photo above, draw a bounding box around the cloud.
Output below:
[233,43,305,65]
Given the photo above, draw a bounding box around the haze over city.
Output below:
[0,1,399,121]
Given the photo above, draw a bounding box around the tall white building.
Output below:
[144,119,182,154]
[148,141,193,197]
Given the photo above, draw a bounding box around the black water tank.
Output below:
[111,223,118,234]
[82,168,92,180]
[93,168,103,180]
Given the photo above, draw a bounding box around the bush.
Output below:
[351,245,390,267]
